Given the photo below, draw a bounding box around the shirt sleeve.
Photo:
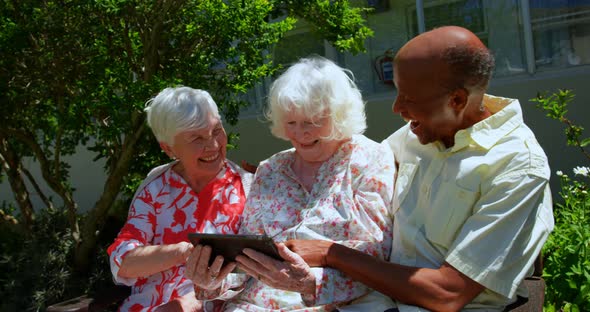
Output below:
[107,185,157,286]
[311,140,396,305]
[445,170,554,298]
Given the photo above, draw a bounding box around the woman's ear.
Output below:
[160,142,176,159]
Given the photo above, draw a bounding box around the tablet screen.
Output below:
[187,233,282,264]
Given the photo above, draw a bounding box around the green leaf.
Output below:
[567,278,577,289]
[581,137,590,147]
[572,304,580,312]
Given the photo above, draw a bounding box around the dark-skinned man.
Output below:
[286,26,554,312]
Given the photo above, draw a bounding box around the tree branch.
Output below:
[0,134,34,232]
[75,113,147,271]
[0,127,80,240]
[142,0,181,81]
[54,96,65,183]
[22,167,54,211]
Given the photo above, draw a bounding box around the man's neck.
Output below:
[442,103,492,149]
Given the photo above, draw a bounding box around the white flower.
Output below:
[582,190,588,195]
[573,166,590,177]
[556,170,564,176]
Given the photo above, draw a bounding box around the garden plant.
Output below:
[533,89,590,312]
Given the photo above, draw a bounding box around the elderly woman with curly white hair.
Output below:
[186,56,396,311]
[107,87,253,311]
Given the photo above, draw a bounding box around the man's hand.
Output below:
[240,160,258,174]
[235,243,316,296]
[284,239,333,267]
[185,245,236,290]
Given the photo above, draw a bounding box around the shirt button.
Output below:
[421,185,430,195]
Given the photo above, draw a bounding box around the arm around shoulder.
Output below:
[325,243,485,312]
[286,240,484,311]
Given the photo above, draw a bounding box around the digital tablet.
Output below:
[187,233,282,264]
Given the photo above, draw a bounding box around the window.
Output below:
[530,0,590,69]
[408,0,488,45]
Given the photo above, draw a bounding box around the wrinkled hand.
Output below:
[185,245,236,290]
[284,239,333,267]
[235,243,316,295]
[175,242,194,263]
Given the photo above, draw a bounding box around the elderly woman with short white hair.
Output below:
[107,87,252,311]
[186,57,396,311]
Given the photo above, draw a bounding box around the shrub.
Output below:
[543,168,590,312]
[0,206,118,311]
[0,208,76,311]
[533,89,590,311]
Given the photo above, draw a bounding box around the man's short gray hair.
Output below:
[442,45,495,92]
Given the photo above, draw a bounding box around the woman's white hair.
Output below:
[266,56,366,141]
[144,86,220,145]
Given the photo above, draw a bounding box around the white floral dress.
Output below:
[197,135,395,311]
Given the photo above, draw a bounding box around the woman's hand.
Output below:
[185,244,236,290]
[175,241,194,263]
[284,239,333,267]
[235,243,316,296]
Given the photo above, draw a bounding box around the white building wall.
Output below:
[0,142,107,213]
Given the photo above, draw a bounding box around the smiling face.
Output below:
[392,60,462,147]
[392,26,493,148]
[283,110,343,164]
[161,114,227,182]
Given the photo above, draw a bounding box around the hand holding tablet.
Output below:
[187,233,282,264]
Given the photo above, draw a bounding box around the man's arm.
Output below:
[286,240,485,312]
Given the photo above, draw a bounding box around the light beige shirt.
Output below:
[383,95,554,311]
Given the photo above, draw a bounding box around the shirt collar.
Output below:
[451,94,523,152]
[166,160,229,184]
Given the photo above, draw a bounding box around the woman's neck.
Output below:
[172,162,220,193]
[292,155,324,191]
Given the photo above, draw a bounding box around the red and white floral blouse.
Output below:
[107,160,252,312]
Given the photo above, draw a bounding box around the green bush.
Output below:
[1,208,74,311]
[0,206,118,311]
[543,168,590,312]
[533,90,590,312]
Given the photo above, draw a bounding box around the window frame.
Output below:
[410,0,590,75]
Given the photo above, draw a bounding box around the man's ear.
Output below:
[449,87,469,112]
